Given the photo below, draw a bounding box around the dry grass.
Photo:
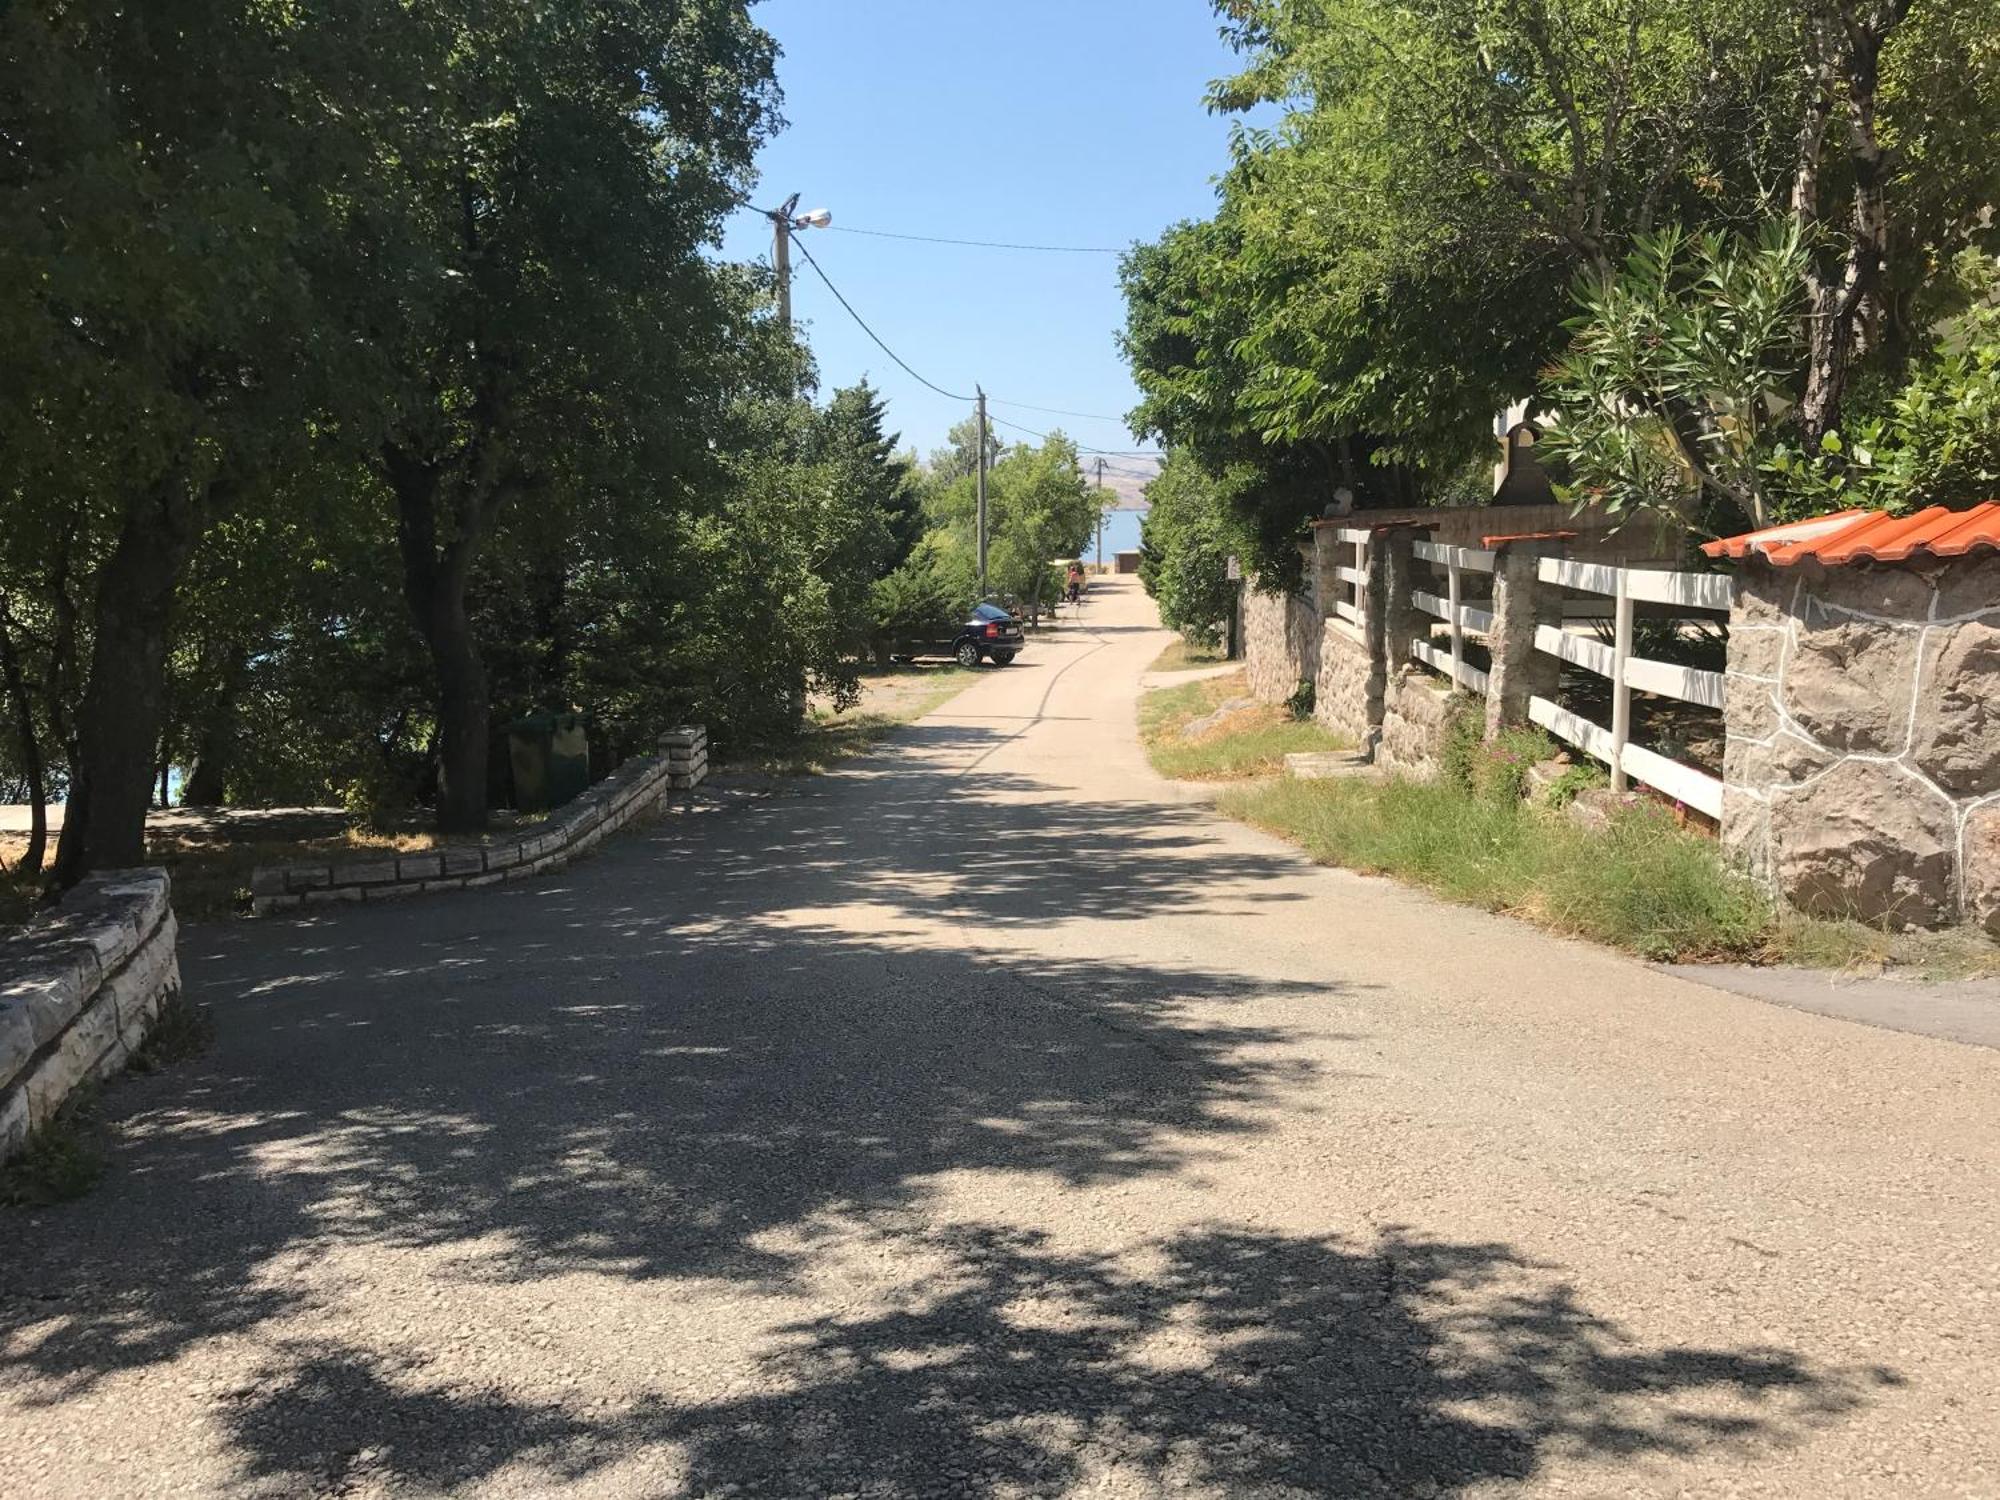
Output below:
[1139,671,1350,781]
[725,664,981,777]
[1145,637,1230,673]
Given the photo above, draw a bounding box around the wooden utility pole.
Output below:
[1094,457,1106,569]
[768,192,800,332]
[975,388,989,598]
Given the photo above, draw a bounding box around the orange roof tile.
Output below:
[1700,504,2000,566]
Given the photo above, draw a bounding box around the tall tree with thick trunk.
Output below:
[361,1,779,832]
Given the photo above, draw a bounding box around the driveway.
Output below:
[4,576,1997,1497]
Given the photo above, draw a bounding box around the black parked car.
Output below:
[889,602,1025,668]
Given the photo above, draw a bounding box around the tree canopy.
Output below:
[1124,0,2000,562]
[0,0,941,884]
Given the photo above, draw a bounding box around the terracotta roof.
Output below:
[1700,504,2000,566]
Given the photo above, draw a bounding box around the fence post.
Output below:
[1610,570,1633,792]
[1359,525,1425,761]
[1484,536,1564,737]
[1446,554,1464,689]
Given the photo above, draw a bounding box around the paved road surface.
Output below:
[5,577,1997,1498]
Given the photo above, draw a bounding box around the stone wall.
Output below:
[1243,583,1322,706]
[1723,556,1999,932]
[1377,667,1458,776]
[1,869,180,1160]
[252,727,708,916]
[1314,621,1378,748]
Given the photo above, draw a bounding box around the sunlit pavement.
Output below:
[4,576,1997,1497]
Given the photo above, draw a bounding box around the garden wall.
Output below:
[1722,556,2000,932]
[1242,583,1322,705]
[251,727,708,915]
[1,869,180,1160]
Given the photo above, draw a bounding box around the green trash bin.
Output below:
[507,711,591,811]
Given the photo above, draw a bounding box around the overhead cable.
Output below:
[829,225,1123,255]
[789,234,972,402]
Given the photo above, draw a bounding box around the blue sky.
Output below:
[718,1,1253,496]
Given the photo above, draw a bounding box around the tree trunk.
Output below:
[420,597,491,834]
[51,479,200,886]
[1794,0,1909,451]
[389,450,492,834]
[180,641,250,806]
[0,608,48,876]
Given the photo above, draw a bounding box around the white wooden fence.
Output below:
[1330,526,1371,641]
[1409,539,1496,695]
[1527,559,1731,818]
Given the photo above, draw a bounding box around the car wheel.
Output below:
[990,650,1017,666]
[955,640,982,668]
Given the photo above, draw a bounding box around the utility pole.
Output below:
[763,194,830,334]
[1094,457,1106,569]
[768,192,799,332]
[975,387,989,598]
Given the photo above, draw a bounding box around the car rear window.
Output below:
[972,603,1010,621]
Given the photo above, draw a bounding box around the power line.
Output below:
[987,413,1159,459]
[987,395,1132,424]
[829,224,1123,255]
[786,233,1161,462]
[788,234,972,402]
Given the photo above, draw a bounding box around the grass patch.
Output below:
[1764,912,2000,980]
[129,990,217,1072]
[1140,671,1351,781]
[1146,636,1229,673]
[1221,774,1770,962]
[2,1091,107,1208]
[723,665,980,777]
[1220,768,2000,974]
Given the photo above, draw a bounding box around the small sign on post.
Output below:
[1225,554,1242,582]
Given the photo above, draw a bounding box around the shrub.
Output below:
[1285,680,1316,722]
[1,1094,107,1208]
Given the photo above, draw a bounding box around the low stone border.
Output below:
[1,868,180,1160]
[251,726,708,916]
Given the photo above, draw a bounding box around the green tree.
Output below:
[1,0,392,882]
[356,1,781,830]
[1138,453,1245,647]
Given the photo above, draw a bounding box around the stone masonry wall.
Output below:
[1377,667,1458,777]
[1723,556,2000,932]
[252,727,708,915]
[1,869,180,1160]
[1314,621,1377,748]
[1243,583,1322,706]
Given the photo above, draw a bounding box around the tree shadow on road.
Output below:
[219,1223,1888,1497]
[1,738,1896,1491]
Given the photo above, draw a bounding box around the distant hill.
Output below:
[1088,453,1162,509]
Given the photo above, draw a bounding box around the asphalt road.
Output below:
[4,577,1998,1498]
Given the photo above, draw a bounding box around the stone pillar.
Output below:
[1375,526,1425,676]
[1484,540,1563,736]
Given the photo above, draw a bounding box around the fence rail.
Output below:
[1408,540,1497,696]
[1529,561,1731,817]
[1330,527,1371,640]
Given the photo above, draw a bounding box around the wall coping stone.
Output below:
[2,868,178,1159]
[250,726,707,915]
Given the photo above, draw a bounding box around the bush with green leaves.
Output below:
[871,541,975,650]
[1137,452,1245,649]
